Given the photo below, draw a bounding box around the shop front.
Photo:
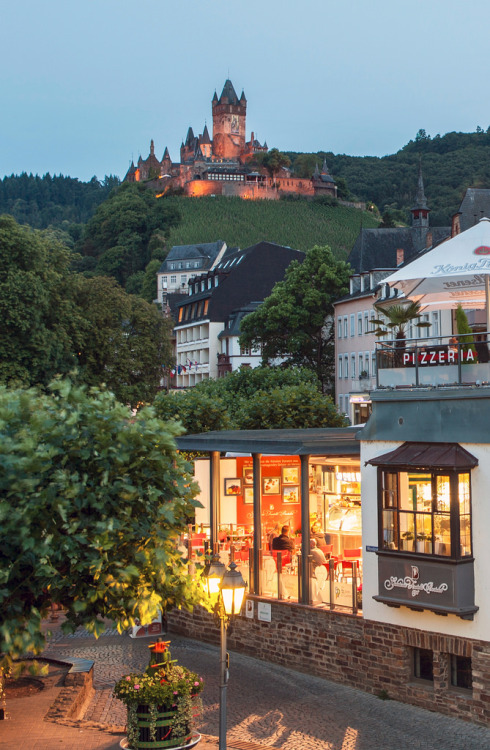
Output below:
[176,428,362,612]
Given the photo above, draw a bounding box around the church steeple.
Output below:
[411,160,431,251]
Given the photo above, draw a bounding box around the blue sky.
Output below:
[1,0,489,181]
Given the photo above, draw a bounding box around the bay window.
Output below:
[380,468,472,558]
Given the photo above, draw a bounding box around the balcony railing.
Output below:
[376,333,490,389]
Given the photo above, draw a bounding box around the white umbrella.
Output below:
[383,217,490,332]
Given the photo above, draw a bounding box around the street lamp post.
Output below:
[202,555,246,750]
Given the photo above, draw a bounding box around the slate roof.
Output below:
[218,302,261,339]
[457,188,490,232]
[158,241,226,271]
[348,226,450,274]
[219,79,240,105]
[200,125,211,144]
[176,242,304,325]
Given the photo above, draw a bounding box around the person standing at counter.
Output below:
[272,525,295,555]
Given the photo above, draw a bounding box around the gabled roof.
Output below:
[457,188,490,232]
[158,241,226,271]
[348,226,450,274]
[218,302,261,339]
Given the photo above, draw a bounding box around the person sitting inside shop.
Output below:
[272,525,295,555]
[310,539,328,570]
[311,521,326,548]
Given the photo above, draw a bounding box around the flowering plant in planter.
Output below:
[114,640,203,749]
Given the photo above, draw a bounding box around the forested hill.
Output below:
[287,129,490,226]
[0,173,120,229]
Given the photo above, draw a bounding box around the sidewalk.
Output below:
[2,615,490,749]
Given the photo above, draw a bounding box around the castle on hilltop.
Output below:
[124,80,337,201]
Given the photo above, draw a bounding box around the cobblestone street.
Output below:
[39,625,490,750]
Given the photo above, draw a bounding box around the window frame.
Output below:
[378,464,473,561]
[377,466,473,560]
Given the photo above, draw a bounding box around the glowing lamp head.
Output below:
[202,555,226,597]
[220,561,246,616]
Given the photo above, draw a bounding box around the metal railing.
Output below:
[376,332,490,389]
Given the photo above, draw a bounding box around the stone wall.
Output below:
[168,597,490,727]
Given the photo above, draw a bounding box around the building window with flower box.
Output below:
[369,441,478,619]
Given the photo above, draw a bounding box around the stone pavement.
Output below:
[2,618,490,749]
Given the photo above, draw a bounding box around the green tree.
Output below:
[154,366,346,433]
[74,276,174,407]
[455,303,476,354]
[236,382,346,429]
[0,380,207,670]
[79,183,180,287]
[0,215,81,386]
[262,148,291,183]
[239,246,351,393]
[140,258,162,303]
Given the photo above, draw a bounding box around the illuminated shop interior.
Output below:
[176,429,362,613]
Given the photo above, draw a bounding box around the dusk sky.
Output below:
[2,0,489,182]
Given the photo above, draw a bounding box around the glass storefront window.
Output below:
[379,468,472,558]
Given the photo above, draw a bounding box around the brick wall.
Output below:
[168,598,490,727]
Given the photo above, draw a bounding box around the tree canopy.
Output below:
[154,366,346,433]
[78,182,181,287]
[0,215,81,385]
[0,215,174,405]
[0,173,120,230]
[0,380,206,669]
[239,246,351,393]
[74,276,174,407]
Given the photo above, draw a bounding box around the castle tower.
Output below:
[212,80,246,160]
[411,161,431,251]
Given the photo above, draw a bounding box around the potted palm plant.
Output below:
[372,301,431,366]
[114,640,203,750]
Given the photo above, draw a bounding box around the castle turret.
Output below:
[212,79,246,160]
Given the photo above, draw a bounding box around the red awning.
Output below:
[367,442,478,471]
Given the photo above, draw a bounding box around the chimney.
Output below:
[396,248,404,266]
